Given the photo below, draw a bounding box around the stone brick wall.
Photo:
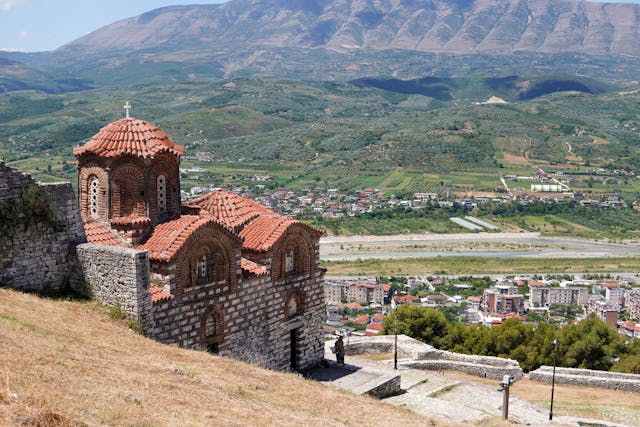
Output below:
[76,243,153,333]
[0,162,86,293]
[529,365,640,391]
[346,335,523,380]
[150,240,326,372]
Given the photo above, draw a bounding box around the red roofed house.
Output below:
[74,113,325,371]
[365,322,383,335]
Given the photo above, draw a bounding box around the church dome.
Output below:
[73,117,184,159]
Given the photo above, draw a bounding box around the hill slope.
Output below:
[0,288,429,426]
[61,0,640,58]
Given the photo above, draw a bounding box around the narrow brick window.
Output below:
[198,254,207,279]
[157,174,167,213]
[89,177,99,219]
[284,248,295,275]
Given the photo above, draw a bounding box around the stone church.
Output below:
[72,112,326,371]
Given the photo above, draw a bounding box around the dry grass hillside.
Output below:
[0,288,431,426]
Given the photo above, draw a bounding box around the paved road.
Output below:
[320,232,640,261]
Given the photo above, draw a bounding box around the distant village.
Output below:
[322,274,640,341]
[180,164,635,221]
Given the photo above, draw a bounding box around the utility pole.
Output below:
[549,338,559,421]
[392,296,398,370]
[498,375,514,420]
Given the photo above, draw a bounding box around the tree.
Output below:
[382,305,449,347]
[557,314,626,370]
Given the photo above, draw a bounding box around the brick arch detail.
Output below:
[78,165,109,221]
[149,155,180,223]
[275,226,313,281]
[110,164,146,218]
[200,304,225,349]
[173,222,240,294]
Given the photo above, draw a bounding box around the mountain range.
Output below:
[62,0,640,58]
[1,0,640,88]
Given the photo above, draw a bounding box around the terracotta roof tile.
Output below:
[149,284,173,303]
[110,215,151,227]
[190,189,322,252]
[241,257,268,277]
[73,117,184,159]
[139,215,233,262]
[83,220,129,247]
[239,214,297,252]
[187,189,270,229]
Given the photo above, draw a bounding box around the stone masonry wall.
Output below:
[346,335,523,380]
[76,243,153,333]
[529,365,640,391]
[0,162,86,293]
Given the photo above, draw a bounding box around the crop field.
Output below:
[322,256,640,276]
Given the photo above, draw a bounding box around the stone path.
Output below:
[315,342,634,426]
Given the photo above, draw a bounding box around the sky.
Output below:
[2,0,640,52]
[0,0,227,52]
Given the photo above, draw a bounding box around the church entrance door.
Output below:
[290,329,299,371]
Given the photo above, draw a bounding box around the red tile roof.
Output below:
[372,313,385,322]
[241,257,268,277]
[601,283,620,288]
[366,323,383,331]
[355,315,369,325]
[110,215,151,227]
[188,189,269,229]
[149,284,173,303]
[239,214,298,252]
[84,220,128,247]
[73,117,184,159]
[139,215,232,262]
[345,302,364,311]
[191,189,322,252]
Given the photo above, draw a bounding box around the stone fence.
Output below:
[346,335,523,380]
[529,365,640,391]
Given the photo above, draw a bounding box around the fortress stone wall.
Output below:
[0,162,86,293]
[76,243,154,333]
[529,365,640,391]
[346,335,523,380]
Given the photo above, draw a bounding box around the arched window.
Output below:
[157,174,167,214]
[89,177,99,219]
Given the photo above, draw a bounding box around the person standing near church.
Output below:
[334,335,345,366]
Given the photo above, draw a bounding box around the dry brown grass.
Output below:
[0,288,431,426]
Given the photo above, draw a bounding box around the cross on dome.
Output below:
[124,101,131,118]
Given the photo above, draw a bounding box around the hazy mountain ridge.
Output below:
[60,0,640,58]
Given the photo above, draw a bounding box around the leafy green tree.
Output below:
[611,355,640,374]
[493,318,533,358]
[557,314,626,370]
[382,305,449,347]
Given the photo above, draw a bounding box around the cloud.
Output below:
[19,30,28,39]
[0,0,27,12]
